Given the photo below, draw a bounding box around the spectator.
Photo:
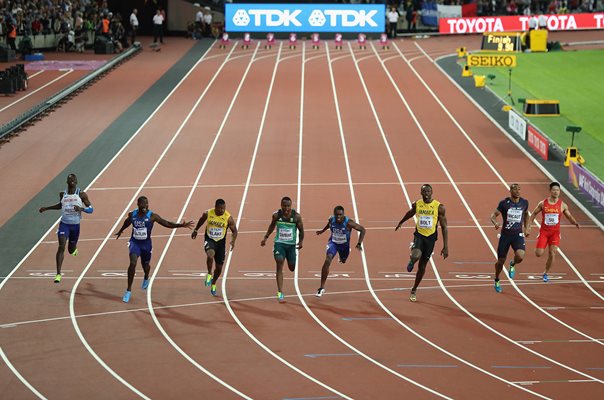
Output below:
[152,9,164,44]
[129,8,138,45]
[7,19,17,50]
[387,4,400,39]
[194,4,203,39]
[202,6,212,37]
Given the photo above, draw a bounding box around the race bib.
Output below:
[278,228,293,242]
[544,213,559,226]
[419,216,433,229]
[133,227,148,240]
[332,232,347,244]
[208,227,224,239]
[507,208,523,223]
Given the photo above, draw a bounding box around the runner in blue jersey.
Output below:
[39,174,93,283]
[315,205,365,297]
[115,196,193,303]
[489,183,529,293]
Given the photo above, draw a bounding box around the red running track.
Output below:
[0,33,603,399]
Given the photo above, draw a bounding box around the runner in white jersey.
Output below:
[39,174,93,283]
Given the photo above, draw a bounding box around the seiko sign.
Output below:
[225,4,385,33]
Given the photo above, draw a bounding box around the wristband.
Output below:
[83,206,93,214]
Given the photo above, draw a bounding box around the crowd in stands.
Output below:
[0,0,125,54]
[476,0,601,16]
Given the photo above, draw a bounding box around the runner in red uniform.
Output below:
[527,182,580,282]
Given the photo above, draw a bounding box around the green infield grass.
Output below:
[470,50,604,180]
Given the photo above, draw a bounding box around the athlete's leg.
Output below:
[412,257,428,291]
[409,248,421,266]
[212,263,223,285]
[545,245,557,273]
[275,257,285,293]
[67,224,80,256]
[494,258,506,280]
[205,249,215,275]
[495,236,510,281]
[320,253,335,289]
[513,249,525,265]
[286,245,296,272]
[56,235,67,274]
[126,252,138,291]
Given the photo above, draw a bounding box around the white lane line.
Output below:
[87,181,550,191]
[403,43,604,326]
[414,43,604,303]
[301,41,451,399]
[0,69,73,113]
[0,280,595,330]
[294,41,448,398]
[348,41,551,399]
[67,42,233,399]
[379,41,604,384]
[219,42,352,399]
[141,43,255,398]
[0,41,224,400]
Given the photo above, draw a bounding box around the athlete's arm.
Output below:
[191,211,208,239]
[153,213,194,230]
[39,192,64,213]
[562,202,580,228]
[74,191,93,213]
[490,209,502,230]
[228,216,238,250]
[522,203,530,235]
[348,220,366,250]
[115,212,133,239]
[296,214,304,250]
[395,202,416,230]
[316,220,330,235]
[260,213,278,247]
[438,204,449,259]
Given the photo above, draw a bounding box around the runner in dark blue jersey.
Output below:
[315,205,365,297]
[115,196,193,303]
[489,183,529,293]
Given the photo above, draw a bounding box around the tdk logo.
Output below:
[232,8,379,28]
[226,4,385,32]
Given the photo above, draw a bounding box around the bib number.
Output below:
[544,213,559,226]
[133,227,147,240]
[278,228,293,242]
[332,232,347,244]
[419,216,433,229]
[208,227,223,239]
[507,208,522,223]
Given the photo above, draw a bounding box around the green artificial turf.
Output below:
[471,50,604,180]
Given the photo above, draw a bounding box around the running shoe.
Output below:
[407,261,414,273]
[122,290,131,303]
[54,274,62,283]
[277,292,284,302]
[509,263,516,280]
[316,288,325,297]
[494,280,502,293]
[205,274,212,287]
[70,248,78,257]
[409,290,417,302]
[543,273,549,283]
[141,278,150,290]
[210,284,217,296]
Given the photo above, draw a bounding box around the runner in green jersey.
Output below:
[261,196,305,301]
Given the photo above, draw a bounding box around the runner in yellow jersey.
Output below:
[395,184,449,302]
[261,196,305,302]
[191,199,237,296]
